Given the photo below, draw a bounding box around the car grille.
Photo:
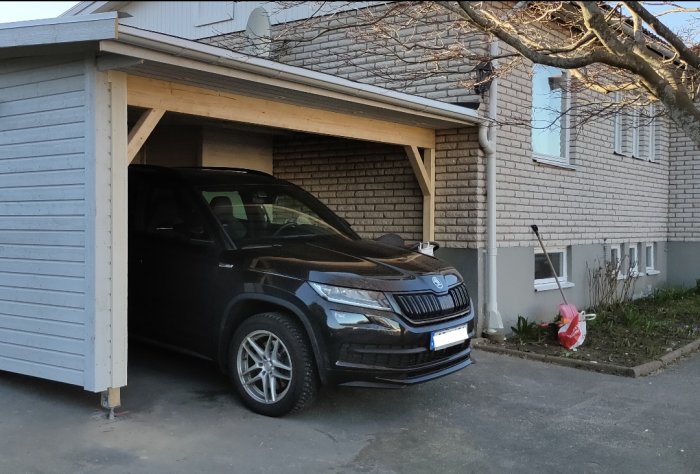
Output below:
[339,340,470,370]
[394,283,470,324]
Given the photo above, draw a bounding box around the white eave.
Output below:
[0,13,481,129]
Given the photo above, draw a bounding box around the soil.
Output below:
[496,288,700,368]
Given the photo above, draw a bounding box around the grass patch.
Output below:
[501,285,700,367]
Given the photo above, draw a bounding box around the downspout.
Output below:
[479,38,504,333]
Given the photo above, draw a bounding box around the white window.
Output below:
[631,108,640,158]
[613,94,623,155]
[645,242,659,275]
[628,243,639,276]
[532,65,570,165]
[534,247,573,291]
[648,104,657,162]
[609,244,624,278]
[613,103,657,161]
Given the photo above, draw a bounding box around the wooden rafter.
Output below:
[127,108,165,163]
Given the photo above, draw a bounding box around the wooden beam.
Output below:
[423,147,435,242]
[127,108,165,164]
[126,75,436,149]
[405,145,431,195]
[405,145,435,241]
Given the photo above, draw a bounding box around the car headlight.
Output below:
[309,282,392,311]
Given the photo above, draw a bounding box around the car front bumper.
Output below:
[316,303,476,388]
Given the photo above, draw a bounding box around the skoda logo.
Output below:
[432,276,444,290]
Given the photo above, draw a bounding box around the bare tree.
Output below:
[263,1,700,146]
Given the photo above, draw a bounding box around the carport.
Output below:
[0,12,480,408]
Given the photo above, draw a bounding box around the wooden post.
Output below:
[405,145,435,242]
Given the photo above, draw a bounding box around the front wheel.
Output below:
[229,312,317,416]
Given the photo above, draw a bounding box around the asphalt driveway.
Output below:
[1,344,698,474]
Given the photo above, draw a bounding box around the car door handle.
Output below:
[219,263,234,269]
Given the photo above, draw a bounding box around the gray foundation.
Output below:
[435,247,483,332]
[667,241,700,287]
[495,242,669,329]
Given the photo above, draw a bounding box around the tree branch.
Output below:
[444,1,627,69]
[621,1,700,70]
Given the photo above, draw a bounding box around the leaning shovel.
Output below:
[530,225,579,323]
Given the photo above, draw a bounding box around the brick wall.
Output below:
[669,126,700,241]
[273,135,424,241]
[203,3,486,105]
[434,128,485,249]
[273,130,484,247]
[493,56,670,248]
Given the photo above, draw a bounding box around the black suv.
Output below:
[128,165,475,416]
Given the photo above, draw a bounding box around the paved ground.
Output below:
[1,344,698,474]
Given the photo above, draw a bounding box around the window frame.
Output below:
[628,243,639,277]
[531,65,571,166]
[645,242,660,275]
[613,102,657,162]
[610,244,624,279]
[534,247,574,291]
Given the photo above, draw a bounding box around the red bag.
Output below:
[558,313,586,350]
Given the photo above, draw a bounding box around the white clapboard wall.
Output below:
[0,55,91,387]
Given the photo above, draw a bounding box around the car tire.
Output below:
[229,312,317,417]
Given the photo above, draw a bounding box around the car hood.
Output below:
[227,238,459,292]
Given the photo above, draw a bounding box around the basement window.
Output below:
[534,247,574,291]
[646,242,660,275]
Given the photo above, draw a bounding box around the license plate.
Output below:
[430,325,469,351]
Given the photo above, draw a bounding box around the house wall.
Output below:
[203,2,486,105]
[495,63,670,249]
[273,135,424,241]
[667,125,700,286]
[0,55,90,387]
[116,1,363,41]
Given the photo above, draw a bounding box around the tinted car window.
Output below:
[141,180,210,241]
[200,184,353,244]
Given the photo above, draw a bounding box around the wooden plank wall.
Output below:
[0,55,88,386]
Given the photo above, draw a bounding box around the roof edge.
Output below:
[0,12,120,49]
[114,24,481,126]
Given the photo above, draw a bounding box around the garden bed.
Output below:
[479,285,700,371]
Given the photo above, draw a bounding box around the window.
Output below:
[613,101,657,161]
[645,242,659,275]
[534,247,573,291]
[628,243,639,276]
[609,244,624,278]
[532,65,569,164]
[610,244,621,269]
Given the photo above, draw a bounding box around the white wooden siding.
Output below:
[117,1,370,40]
[0,55,88,387]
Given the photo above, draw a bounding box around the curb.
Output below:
[473,337,700,378]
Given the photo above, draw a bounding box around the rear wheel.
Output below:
[229,312,317,416]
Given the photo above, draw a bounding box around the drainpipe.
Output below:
[479,38,504,333]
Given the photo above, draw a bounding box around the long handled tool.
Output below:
[531,225,568,304]
[531,225,579,322]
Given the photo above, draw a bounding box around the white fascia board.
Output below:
[110,25,481,126]
[0,12,119,48]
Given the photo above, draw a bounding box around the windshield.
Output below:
[200,184,356,246]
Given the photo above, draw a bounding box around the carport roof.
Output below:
[0,12,482,130]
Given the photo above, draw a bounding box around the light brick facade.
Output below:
[669,127,700,241]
